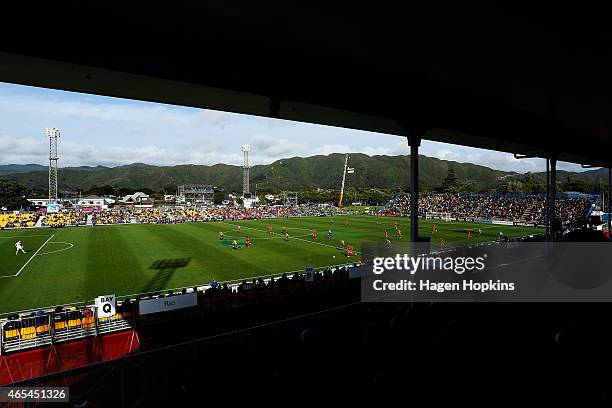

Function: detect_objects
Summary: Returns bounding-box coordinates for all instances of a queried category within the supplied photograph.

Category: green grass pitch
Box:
[0,216,542,315]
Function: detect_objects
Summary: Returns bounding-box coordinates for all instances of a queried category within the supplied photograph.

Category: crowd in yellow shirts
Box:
[42,211,87,228]
[0,212,39,228]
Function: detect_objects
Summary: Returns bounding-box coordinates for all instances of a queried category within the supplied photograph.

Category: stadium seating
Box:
[53,320,67,331]
[0,212,39,228]
[3,328,19,341]
[19,326,36,339]
[42,211,87,227]
[381,193,595,226]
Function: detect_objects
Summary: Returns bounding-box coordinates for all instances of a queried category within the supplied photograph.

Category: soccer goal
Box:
[426,211,452,222]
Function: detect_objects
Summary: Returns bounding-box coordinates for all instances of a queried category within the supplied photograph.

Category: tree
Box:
[85,185,115,196]
[457,179,477,193]
[439,164,459,193]
[0,178,28,210]
[213,190,225,205]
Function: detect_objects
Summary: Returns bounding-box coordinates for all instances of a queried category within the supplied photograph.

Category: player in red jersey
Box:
[346,244,354,257]
[440,237,445,249]
[245,236,251,248]
[432,224,438,234]
[267,225,273,234]
[467,230,473,240]
[384,229,389,240]
[312,230,317,239]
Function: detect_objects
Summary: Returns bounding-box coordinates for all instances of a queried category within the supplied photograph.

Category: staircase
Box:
[519,204,535,224]
[35,216,45,228]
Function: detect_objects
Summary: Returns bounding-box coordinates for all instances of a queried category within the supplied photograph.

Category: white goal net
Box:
[425,211,452,222]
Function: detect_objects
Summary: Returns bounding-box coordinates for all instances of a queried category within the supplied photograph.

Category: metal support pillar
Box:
[546,156,557,242]
[408,134,421,243]
[545,158,550,240]
[608,167,611,235]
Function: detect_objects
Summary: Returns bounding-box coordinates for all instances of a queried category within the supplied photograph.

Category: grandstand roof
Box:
[121,192,150,203]
[0,6,611,166]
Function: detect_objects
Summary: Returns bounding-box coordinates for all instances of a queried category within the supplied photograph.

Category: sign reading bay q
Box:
[95,294,117,318]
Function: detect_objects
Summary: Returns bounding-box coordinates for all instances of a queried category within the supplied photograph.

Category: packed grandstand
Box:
[0,193,597,229]
[379,193,596,226]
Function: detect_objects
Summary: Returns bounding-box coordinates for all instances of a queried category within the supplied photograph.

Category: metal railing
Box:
[1,307,132,355]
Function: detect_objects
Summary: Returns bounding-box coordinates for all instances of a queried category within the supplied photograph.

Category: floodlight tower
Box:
[242,144,251,195]
[46,127,61,203]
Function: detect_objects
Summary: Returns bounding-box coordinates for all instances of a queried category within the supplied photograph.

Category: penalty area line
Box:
[6,234,55,278]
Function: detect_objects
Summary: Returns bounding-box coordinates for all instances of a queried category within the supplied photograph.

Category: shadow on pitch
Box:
[140,257,191,295]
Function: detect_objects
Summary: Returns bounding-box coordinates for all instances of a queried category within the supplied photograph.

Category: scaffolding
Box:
[46,128,60,203]
[176,185,214,207]
[283,191,298,206]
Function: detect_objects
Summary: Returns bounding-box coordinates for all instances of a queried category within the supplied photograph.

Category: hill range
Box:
[0,153,608,193]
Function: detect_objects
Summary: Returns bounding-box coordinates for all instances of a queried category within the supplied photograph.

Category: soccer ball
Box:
[333,255,336,258]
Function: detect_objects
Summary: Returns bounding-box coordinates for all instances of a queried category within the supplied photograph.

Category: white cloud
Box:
[249,135,306,162]
[311,144,351,156]
[0,94,233,128]
[435,149,459,161]
[0,134,241,167]
[0,83,595,174]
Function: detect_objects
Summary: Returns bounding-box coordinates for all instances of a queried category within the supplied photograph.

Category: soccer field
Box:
[0,216,542,315]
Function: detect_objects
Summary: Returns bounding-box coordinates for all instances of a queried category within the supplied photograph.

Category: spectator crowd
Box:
[42,211,88,227]
[0,194,595,229]
[381,193,595,226]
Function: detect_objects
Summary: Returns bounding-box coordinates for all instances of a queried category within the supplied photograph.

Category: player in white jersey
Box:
[15,240,26,255]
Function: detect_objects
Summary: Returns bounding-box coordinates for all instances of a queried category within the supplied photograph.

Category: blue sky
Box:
[0,82,585,173]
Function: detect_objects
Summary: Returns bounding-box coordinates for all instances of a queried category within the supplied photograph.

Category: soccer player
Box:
[245,236,251,248]
[340,239,345,250]
[432,224,438,234]
[478,228,482,236]
[282,224,287,234]
[237,225,241,233]
[327,229,333,239]
[440,237,446,249]
[384,229,389,240]
[312,230,317,239]
[467,230,473,240]
[267,225,273,235]
[346,244,353,257]
[330,218,334,225]
[219,231,224,240]
[284,231,289,241]
[15,240,25,255]
[396,228,402,238]
[232,239,238,250]
[386,238,392,249]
